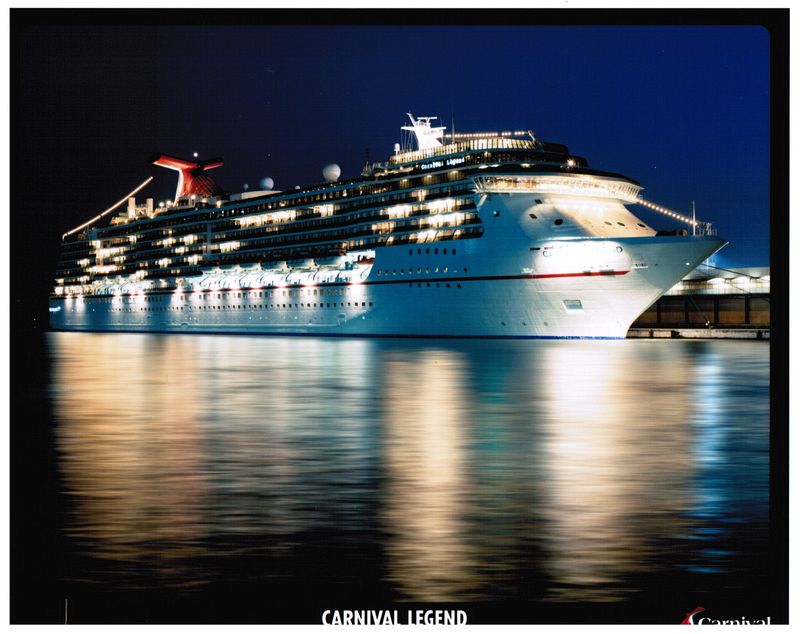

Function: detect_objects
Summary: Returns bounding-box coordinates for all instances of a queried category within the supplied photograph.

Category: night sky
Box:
[12,12,776,329]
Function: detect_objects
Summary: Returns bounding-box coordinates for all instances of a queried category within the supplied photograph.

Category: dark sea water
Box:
[14,333,776,624]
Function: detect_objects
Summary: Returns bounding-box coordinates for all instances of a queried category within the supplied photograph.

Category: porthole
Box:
[637,223,646,228]
[452,249,457,256]
[617,222,625,227]
[529,213,538,219]
[554,219,564,226]
[604,221,612,226]
[443,248,448,255]
[493,210,501,217]
[616,246,623,253]
[426,248,430,254]
[417,248,422,255]
[434,248,439,254]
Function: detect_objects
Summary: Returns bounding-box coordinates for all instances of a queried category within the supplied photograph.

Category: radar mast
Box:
[401,113,446,150]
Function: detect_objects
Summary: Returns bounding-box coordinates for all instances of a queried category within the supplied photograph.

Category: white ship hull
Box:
[50,188,724,339]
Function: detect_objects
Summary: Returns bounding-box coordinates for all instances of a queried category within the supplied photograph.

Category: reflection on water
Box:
[49,333,769,606]
[539,344,698,601]
[381,351,477,601]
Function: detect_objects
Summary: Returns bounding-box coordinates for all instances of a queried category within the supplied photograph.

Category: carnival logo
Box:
[681,606,771,625]
[682,607,706,624]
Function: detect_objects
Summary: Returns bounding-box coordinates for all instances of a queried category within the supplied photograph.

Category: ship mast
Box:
[401,113,446,150]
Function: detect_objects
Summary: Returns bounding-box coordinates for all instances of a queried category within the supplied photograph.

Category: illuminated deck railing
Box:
[389,138,536,165]
[473,174,642,203]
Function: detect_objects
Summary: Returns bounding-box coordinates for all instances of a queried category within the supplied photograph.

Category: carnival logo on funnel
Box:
[682,607,706,624]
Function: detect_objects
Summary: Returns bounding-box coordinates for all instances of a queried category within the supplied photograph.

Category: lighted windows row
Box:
[107,301,374,312]
[94,215,479,274]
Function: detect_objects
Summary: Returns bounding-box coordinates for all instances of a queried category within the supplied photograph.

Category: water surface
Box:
[46,333,770,623]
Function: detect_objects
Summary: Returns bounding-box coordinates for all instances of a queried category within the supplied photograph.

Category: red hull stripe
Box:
[527,270,630,280]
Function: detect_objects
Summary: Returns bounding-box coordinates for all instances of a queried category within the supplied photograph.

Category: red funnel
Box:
[150,153,225,199]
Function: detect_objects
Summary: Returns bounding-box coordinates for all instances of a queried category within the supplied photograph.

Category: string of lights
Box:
[635,197,699,227]
[63,177,154,239]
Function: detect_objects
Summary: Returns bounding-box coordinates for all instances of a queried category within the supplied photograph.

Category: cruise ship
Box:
[49,114,725,338]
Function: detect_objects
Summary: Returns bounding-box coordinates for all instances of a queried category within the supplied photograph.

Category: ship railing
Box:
[473,174,642,203]
[389,138,536,165]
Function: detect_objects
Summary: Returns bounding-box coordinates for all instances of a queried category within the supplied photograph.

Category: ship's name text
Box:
[322,609,467,625]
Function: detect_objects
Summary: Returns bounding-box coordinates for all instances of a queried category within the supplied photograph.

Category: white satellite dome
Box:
[260,177,274,190]
[322,163,341,183]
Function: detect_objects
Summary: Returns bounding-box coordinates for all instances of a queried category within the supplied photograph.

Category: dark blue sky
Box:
[16,22,770,279]
[151,25,769,266]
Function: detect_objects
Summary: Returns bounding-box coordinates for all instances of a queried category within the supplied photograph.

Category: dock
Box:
[627,264,769,340]
[628,327,769,340]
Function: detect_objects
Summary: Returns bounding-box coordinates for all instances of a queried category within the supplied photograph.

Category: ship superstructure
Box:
[49,114,725,338]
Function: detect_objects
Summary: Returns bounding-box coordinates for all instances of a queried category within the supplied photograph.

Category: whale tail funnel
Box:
[150,153,226,200]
